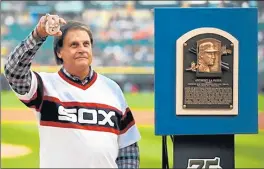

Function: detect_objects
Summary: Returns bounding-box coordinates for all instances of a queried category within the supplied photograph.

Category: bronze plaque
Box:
[183,34,233,109]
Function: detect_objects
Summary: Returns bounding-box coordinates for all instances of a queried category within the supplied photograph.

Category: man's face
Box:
[202,51,216,66]
[58,29,92,70]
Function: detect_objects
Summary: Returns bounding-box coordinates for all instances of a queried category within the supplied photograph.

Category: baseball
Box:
[45,15,60,35]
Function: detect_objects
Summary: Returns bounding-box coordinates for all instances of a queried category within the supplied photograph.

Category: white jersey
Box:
[14,69,141,168]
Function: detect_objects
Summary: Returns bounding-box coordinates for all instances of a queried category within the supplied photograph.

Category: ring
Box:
[45,13,50,20]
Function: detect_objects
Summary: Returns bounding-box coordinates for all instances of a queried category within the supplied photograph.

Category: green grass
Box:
[1,123,39,168]
[124,92,154,110]
[1,91,28,109]
[2,91,264,112]
[1,123,264,168]
[235,132,264,168]
[259,94,264,112]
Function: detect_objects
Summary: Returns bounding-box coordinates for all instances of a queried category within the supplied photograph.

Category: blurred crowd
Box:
[1,1,263,69]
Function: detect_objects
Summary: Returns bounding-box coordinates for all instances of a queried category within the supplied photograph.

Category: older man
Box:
[4,14,141,168]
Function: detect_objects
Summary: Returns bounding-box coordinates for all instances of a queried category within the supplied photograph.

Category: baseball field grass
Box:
[1,122,264,168]
[259,94,264,112]
[1,91,264,168]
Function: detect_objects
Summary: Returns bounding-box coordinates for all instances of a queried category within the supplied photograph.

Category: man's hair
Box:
[53,20,94,65]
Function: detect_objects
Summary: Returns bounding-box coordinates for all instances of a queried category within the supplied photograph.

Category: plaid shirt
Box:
[4,28,140,168]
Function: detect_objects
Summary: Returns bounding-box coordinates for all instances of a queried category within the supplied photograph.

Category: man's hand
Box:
[34,14,66,38]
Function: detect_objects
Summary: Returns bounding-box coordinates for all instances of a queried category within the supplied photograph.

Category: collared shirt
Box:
[4,28,139,168]
[62,66,93,85]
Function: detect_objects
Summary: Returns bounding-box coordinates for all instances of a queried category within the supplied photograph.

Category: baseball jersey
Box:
[13,68,141,168]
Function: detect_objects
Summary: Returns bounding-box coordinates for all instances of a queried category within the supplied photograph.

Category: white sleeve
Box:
[117,87,141,149]
[15,71,44,111]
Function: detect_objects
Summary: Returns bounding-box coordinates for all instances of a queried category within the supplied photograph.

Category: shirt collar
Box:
[62,66,94,84]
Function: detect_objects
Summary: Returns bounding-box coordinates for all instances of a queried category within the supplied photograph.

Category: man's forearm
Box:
[4,27,47,95]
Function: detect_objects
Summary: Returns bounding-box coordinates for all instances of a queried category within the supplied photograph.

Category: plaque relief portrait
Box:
[185,38,232,77]
[197,39,220,73]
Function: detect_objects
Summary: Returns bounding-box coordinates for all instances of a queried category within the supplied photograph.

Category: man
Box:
[4,14,141,168]
[197,41,218,73]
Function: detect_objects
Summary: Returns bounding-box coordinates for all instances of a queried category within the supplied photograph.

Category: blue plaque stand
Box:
[154,8,258,168]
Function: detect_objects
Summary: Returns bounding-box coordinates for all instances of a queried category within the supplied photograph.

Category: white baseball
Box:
[45,16,60,35]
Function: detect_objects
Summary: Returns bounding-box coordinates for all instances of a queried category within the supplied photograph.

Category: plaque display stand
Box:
[162,135,234,169]
[154,7,258,169]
